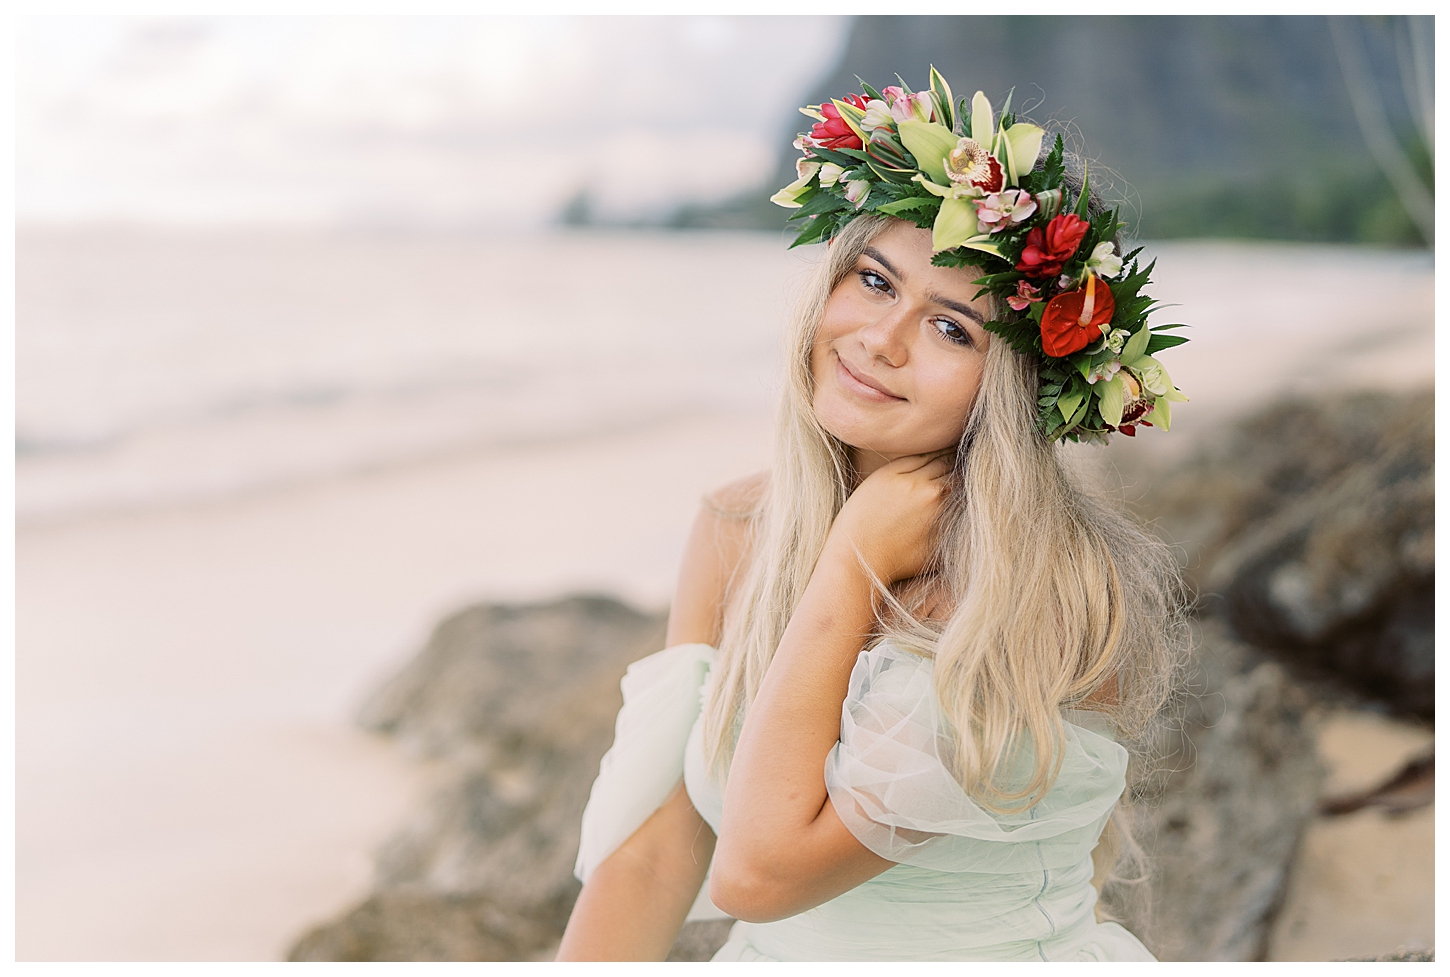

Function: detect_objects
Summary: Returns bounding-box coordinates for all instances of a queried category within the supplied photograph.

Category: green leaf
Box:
[786,210,837,248]
[866,159,916,184]
[875,196,937,216]
[1120,325,1151,364]
[1065,391,1092,430]
[928,64,955,131]
[831,98,869,143]
[1145,334,1190,354]
[808,146,864,168]
[1057,386,1084,425]
[793,189,852,219]
[1073,161,1091,218]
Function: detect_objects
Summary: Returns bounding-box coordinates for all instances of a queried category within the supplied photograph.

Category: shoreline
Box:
[17,410,771,960]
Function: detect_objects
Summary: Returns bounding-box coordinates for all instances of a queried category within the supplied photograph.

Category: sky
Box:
[17,15,850,228]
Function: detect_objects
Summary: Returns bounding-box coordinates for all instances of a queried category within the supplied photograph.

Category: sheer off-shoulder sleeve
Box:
[824,642,1128,875]
[573,643,716,884]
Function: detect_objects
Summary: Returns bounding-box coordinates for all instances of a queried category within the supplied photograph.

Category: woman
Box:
[557,71,1189,962]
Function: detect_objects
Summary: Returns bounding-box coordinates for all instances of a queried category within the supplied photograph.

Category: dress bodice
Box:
[576,641,1155,961]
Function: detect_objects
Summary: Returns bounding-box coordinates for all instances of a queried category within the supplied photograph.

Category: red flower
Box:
[1016,214,1090,280]
[808,94,868,150]
[1039,274,1116,357]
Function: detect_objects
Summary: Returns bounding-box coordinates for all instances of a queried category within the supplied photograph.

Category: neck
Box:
[849,447,893,481]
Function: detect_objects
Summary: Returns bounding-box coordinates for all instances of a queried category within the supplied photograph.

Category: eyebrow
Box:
[927,291,987,326]
[860,246,986,326]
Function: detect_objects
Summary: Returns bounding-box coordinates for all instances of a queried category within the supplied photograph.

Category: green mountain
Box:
[669,15,1432,244]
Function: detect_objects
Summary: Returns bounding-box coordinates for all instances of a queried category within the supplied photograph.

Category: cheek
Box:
[809,291,855,383]
[914,354,986,434]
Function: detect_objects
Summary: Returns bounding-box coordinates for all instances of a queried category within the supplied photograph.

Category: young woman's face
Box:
[810,221,993,470]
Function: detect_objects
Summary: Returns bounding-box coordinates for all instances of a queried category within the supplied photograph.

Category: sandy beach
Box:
[15,228,1434,960]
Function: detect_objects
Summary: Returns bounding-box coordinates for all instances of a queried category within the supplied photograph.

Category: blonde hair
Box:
[701,212,1187,815]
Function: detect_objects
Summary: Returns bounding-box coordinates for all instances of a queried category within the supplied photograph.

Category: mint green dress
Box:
[574,642,1155,962]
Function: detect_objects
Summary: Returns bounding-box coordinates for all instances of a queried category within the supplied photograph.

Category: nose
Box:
[857,302,913,367]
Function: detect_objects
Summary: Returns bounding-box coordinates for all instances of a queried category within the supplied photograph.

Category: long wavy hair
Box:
[700,163,1188,818]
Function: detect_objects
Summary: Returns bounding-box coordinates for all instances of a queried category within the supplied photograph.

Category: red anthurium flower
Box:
[1039,274,1116,357]
[1016,213,1090,279]
[808,94,868,150]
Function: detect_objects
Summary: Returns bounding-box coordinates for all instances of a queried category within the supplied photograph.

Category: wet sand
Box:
[1267,710,1435,961]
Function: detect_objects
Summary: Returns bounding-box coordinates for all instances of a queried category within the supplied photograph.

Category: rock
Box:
[666,919,736,962]
[1209,400,1433,717]
[288,889,564,962]
[288,595,668,962]
[1100,619,1323,961]
[1132,390,1433,718]
[1342,947,1435,962]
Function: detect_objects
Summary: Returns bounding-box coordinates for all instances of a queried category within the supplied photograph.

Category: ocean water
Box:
[16,227,1433,524]
[17,226,817,524]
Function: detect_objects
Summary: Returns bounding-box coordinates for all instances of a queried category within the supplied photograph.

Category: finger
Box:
[921,456,953,480]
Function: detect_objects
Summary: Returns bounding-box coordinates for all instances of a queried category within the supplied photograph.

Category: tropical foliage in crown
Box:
[772,67,1189,444]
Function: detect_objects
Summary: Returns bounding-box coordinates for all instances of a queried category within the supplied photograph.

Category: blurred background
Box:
[15,14,1434,962]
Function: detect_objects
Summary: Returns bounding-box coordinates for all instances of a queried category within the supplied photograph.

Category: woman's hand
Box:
[824,452,953,585]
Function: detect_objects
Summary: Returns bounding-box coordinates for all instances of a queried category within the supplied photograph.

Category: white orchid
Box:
[1086,359,1122,385]
[1085,241,1123,279]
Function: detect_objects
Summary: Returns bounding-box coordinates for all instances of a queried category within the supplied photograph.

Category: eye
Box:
[932,316,975,348]
[858,269,893,295]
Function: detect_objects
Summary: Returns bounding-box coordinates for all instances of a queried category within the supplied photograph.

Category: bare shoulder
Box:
[666,471,768,647]
[702,470,769,521]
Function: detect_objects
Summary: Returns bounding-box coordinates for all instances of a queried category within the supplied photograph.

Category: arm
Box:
[556,781,715,960]
[711,453,951,923]
[556,475,762,959]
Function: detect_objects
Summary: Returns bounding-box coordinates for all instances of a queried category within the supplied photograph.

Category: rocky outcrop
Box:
[1134,391,1433,718]
[1105,388,1434,958]
[288,596,667,962]
[1101,620,1322,961]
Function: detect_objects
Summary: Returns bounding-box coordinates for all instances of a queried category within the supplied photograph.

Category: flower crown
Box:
[772,67,1188,444]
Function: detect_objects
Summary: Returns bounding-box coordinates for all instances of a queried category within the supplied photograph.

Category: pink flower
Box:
[844,179,871,210]
[975,189,1038,234]
[1007,279,1042,312]
[882,86,933,124]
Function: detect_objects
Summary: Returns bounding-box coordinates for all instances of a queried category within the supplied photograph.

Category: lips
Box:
[835,354,903,402]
